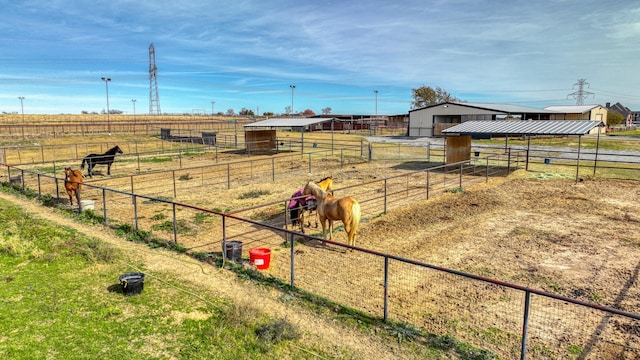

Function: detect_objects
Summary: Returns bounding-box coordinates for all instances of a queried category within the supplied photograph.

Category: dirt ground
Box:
[4,132,640,358]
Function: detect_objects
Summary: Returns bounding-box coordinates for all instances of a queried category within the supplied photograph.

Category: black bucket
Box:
[224,241,243,261]
[119,272,145,295]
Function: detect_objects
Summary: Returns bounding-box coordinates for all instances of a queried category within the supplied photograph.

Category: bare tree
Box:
[321,107,332,115]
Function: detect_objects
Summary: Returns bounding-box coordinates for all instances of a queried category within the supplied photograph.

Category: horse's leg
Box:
[319,214,327,245]
[107,163,111,175]
[298,205,305,234]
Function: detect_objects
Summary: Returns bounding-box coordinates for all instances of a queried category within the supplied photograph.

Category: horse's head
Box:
[64,167,72,178]
[114,145,123,154]
[303,181,325,200]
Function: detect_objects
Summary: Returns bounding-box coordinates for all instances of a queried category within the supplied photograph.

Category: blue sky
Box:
[2,0,639,115]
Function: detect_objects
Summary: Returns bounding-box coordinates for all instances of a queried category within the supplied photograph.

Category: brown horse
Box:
[289,176,334,233]
[64,167,84,207]
[303,181,361,248]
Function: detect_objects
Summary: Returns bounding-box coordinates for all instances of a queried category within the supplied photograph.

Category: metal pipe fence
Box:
[1,145,639,359]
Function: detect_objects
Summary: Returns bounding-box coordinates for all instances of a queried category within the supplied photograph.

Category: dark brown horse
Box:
[80,145,123,177]
[303,181,361,248]
[64,167,84,207]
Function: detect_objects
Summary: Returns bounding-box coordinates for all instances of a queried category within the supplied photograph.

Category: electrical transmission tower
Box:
[149,43,161,115]
[567,79,594,106]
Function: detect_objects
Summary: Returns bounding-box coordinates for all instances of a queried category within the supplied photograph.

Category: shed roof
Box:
[543,105,602,113]
[410,101,560,114]
[244,117,334,128]
[442,120,602,136]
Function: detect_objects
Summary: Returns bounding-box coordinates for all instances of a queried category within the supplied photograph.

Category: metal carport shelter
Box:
[442,120,604,182]
[244,117,337,153]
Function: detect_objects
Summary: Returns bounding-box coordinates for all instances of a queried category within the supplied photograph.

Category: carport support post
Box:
[575,135,582,183]
[526,136,531,171]
[593,126,601,177]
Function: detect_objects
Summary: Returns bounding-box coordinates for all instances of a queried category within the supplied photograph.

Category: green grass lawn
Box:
[0,198,322,360]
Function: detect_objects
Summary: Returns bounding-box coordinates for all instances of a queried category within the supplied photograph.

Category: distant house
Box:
[543,105,607,124]
[605,102,634,126]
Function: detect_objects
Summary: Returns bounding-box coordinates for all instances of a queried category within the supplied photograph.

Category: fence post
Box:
[521,290,531,360]
[132,195,139,231]
[290,232,295,287]
[102,189,107,224]
[222,216,227,261]
[172,170,177,199]
[368,143,372,161]
[37,174,41,197]
[383,256,389,322]
[172,203,178,243]
[384,179,387,214]
[426,170,430,200]
[507,147,512,174]
[486,157,489,183]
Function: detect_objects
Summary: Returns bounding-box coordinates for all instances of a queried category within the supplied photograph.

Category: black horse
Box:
[80,145,123,177]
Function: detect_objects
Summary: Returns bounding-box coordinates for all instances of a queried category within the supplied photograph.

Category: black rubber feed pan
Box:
[119,272,145,295]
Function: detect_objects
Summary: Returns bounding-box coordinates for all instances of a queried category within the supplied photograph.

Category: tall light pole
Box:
[374,90,378,118]
[131,99,137,134]
[101,77,112,135]
[18,96,25,123]
[289,85,295,115]
[211,100,215,115]
[18,96,25,138]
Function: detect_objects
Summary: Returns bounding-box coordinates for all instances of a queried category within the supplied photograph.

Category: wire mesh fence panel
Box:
[387,259,526,359]
[526,294,640,359]
[289,243,385,317]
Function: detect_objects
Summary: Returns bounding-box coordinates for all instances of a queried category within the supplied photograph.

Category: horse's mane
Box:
[107,145,121,154]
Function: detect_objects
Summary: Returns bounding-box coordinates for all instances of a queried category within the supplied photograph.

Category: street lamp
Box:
[289,85,295,115]
[18,96,25,138]
[18,96,25,123]
[131,99,137,134]
[101,77,111,135]
[211,100,215,115]
[374,90,378,118]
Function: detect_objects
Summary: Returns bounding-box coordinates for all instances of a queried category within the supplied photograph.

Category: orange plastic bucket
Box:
[249,248,271,270]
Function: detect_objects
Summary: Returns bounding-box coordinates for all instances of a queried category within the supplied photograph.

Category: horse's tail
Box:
[80,157,86,169]
[351,201,361,234]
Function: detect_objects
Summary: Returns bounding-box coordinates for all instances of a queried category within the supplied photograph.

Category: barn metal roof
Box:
[410,101,561,114]
[543,105,601,113]
[244,117,334,128]
[442,120,602,136]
